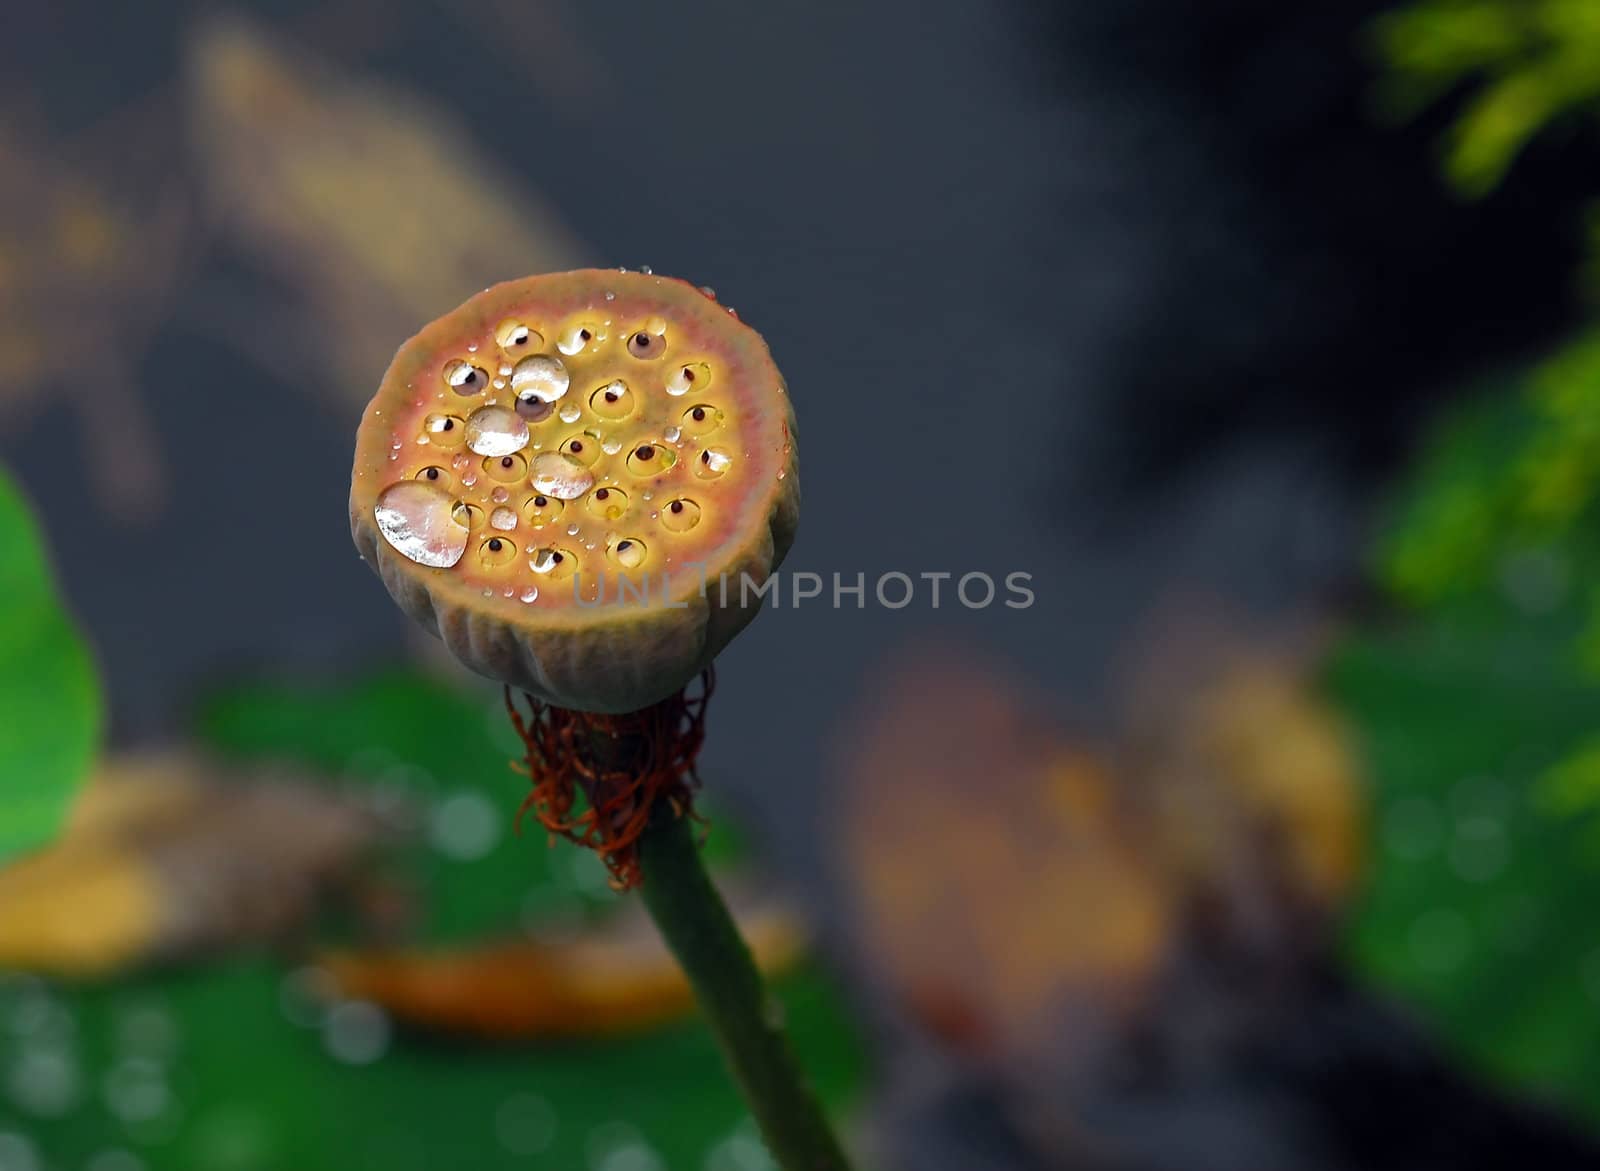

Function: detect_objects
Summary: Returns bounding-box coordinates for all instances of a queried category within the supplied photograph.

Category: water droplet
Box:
[375,482,469,568]
[586,486,629,519]
[429,791,502,861]
[490,506,518,532]
[0,1133,40,1171]
[499,364,514,376]
[559,402,582,423]
[496,321,542,354]
[602,438,623,454]
[496,1093,558,1156]
[530,452,595,500]
[492,378,506,389]
[608,538,647,569]
[696,448,732,478]
[590,380,635,419]
[520,587,540,603]
[663,426,682,443]
[557,324,599,355]
[516,396,554,424]
[530,547,577,578]
[604,290,616,301]
[322,1002,390,1065]
[491,486,510,503]
[461,470,480,487]
[682,404,723,436]
[639,265,654,275]
[465,405,530,457]
[87,1149,145,1171]
[444,360,488,395]
[566,523,581,536]
[467,343,479,352]
[660,498,701,532]
[511,355,570,403]
[103,1058,172,1125]
[7,1042,81,1117]
[666,363,710,396]
[626,329,666,360]
[626,444,675,475]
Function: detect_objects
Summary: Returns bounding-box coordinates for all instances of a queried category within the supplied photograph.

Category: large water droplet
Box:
[530,453,595,500]
[696,448,733,478]
[323,1002,390,1066]
[375,482,469,568]
[465,406,530,457]
[490,506,518,531]
[511,355,570,403]
[558,401,582,423]
[666,363,710,396]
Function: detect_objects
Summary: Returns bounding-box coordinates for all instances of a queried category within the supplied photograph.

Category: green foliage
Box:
[0,468,100,862]
[1336,340,1600,1119]
[1375,331,1600,639]
[1374,0,1600,195]
[1,671,866,1170]
[1330,596,1600,1121]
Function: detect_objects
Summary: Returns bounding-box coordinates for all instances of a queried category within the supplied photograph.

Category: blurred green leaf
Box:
[1373,0,1600,196]
[0,670,864,1169]
[1330,603,1600,1122]
[0,467,100,862]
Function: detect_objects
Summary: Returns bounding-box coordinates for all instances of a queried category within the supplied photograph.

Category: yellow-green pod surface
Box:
[351,270,799,713]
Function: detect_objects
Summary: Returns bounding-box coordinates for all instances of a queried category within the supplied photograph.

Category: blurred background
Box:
[4,0,1600,1168]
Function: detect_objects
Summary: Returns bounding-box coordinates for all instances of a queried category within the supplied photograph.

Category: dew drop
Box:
[516,397,554,424]
[608,538,647,569]
[559,402,582,423]
[663,425,682,443]
[639,265,654,275]
[666,363,709,396]
[604,291,616,301]
[566,523,581,536]
[530,452,596,500]
[602,438,623,454]
[490,506,519,531]
[557,324,597,355]
[375,482,469,568]
[697,448,733,477]
[491,486,510,503]
[323,1002,390,1066]
[465,405,530,457]
[444,360,488,395]
[511,355,571,403]
[520,587,540,603]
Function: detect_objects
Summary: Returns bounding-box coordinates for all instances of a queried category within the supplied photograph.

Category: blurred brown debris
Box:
[319,879,806,1040]
[0,750,402,979]
[185,12,588,409]
[838,620,1364,1077]
[0,104,192,523]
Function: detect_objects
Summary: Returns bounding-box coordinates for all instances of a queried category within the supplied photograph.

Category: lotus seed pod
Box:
[351,270,799,713]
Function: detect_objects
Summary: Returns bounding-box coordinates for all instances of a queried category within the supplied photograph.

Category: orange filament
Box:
[506,668,714,890]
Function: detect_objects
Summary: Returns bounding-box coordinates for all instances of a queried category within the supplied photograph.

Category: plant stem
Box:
[636,804,856,1171]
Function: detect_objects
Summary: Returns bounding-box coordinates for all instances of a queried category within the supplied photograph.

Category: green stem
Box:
[636,805,856,1171]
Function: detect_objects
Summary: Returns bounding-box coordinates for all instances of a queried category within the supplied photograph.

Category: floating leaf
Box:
[0,469,100,862]
[0,750,398,978]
